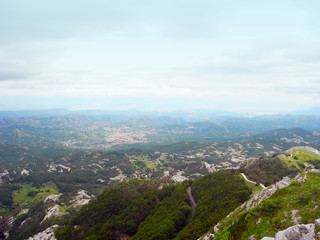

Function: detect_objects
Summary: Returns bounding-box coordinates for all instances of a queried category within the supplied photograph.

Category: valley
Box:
[1,111,320,239]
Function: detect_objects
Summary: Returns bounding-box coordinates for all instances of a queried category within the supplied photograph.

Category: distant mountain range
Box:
[1,111,320,239]
[1,108,320,121]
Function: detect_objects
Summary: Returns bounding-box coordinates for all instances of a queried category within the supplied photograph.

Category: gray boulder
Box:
[274,224,316,240]
[201,233,215,240]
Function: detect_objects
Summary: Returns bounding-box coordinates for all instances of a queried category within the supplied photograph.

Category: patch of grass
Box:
[280,147,320,170]
[130,155,158,171]
[12,182,59,206]
[0,207,10,215]
[239,174,263,192]
[144,161,156,170]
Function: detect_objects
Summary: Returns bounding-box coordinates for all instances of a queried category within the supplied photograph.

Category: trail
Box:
[241,173,266,189]
[187,187,196,226]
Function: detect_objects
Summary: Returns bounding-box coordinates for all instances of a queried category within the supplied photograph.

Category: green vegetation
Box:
[7,201,59,240]
[2,114,320,240]
[0,184,21,207]
[209,172,320,240]
[55,179,164,240]
[279,147,320,170]
[239,173,263,192]
[56,171,250,240]
[130,154,157,171]
[175,171,250,239]
[131,183,190,240]
[12,183,58,206]
[240,157,299,186]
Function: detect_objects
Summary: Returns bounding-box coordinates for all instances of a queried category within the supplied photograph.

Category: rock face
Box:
[261,224,317,240]
[274,224,316,240]
[295,174,307,184]
[200,176,293,240]
[171,170,188,183]
[28,225,58,240]
[44,194,62,203]
[202,233,215,240]
[70,190,92,208]
[41,205,64,224]
[245,176,291,211]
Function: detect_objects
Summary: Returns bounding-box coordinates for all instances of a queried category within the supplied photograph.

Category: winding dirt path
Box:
[241,173,266,189]
[187,187,196,226]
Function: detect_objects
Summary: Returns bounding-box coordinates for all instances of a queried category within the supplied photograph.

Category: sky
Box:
[0,0,320,113]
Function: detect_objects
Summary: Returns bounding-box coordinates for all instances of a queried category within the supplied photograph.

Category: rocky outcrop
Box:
[171,170,188,183]
[69,190,92,208]
[291,209,301,224]
[245,176,291,211]
[28,225,58,240]
[44,194,61,203]
[261,223,317,240]
[200,176,292,240]
[0,170,9,185]
[41,205,64,224]
[202,233,215,240]
[275,224,316,240]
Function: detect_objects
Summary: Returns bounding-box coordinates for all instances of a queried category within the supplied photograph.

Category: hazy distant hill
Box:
[0,109,71,118]
[1,112,320,239]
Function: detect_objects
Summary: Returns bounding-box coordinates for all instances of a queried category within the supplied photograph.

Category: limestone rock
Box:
[295,174,307,183]
[28,225,58,240]
[41,205,64,224]
[246,177,291,211]
[202,233,215,240]
[274,224,316,240]
[214,222,220,233]
[291,209,301,224]
[44,194,62,203]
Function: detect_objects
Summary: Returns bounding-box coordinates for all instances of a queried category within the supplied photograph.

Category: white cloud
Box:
[0,0,320,112]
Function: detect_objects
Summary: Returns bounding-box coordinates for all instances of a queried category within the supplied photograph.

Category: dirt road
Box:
[187,187,196,225]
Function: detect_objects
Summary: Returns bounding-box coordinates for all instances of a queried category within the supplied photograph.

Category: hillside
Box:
[200,171,320,240]
[1,146,320,239]
[200,146,320,240]
[52,146,320,240]
[1,114,320,240]
[55,170,250,240]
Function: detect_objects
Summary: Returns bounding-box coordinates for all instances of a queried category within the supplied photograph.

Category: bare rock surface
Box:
[44,194,62,203]
[291,209,301,224]
[245,176,291,211]
[202,233,215,240]
[274,224,316,240]
[41,205,63,224]
[70,190,92,208]
[28,225,58,240]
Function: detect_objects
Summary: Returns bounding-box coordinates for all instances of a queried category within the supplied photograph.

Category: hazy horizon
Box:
[1,1,320,113]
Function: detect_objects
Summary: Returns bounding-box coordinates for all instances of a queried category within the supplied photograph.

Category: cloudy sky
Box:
[0,0,320,113]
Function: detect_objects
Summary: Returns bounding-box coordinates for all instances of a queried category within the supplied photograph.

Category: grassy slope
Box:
[239,174,263,193]
[206,147,320,239]
[279,146,320,170]
[55,171,250,240]
[224,172,320,239]
[12,183,59,206]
